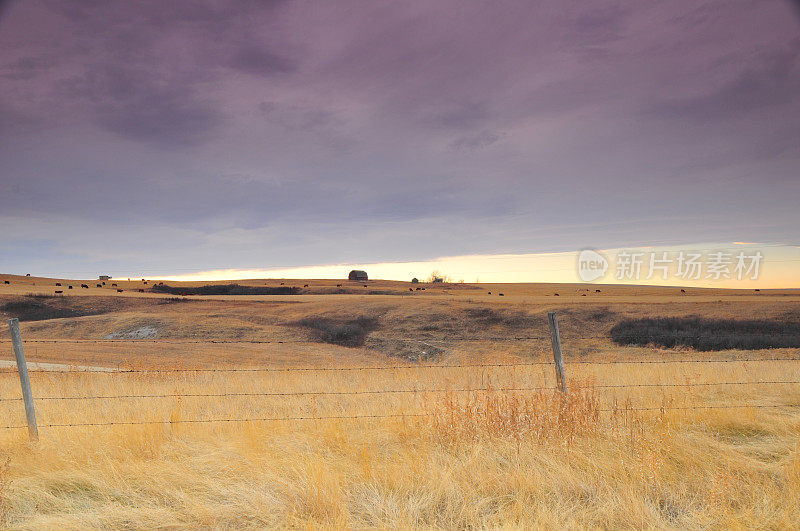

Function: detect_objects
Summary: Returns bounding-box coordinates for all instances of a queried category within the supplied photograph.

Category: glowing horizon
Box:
[154,242,800,289]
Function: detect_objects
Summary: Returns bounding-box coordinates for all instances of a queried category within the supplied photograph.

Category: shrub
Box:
[294,316,380,347]
[0,298,85,321]
[610,317,800,351]
[152,284,300,296]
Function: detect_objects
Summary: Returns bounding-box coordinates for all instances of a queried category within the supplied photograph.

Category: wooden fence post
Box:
[547,311,568,394]
[8,318,38,440]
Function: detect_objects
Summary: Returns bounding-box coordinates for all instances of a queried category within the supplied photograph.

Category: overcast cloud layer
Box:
[1,1,799,277]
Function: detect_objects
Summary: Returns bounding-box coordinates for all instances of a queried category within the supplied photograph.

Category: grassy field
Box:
[0,273,799,528]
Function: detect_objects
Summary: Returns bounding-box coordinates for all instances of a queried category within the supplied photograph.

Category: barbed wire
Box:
[3,355,800,375]
[0,380,797,402]
[0,402,795,430]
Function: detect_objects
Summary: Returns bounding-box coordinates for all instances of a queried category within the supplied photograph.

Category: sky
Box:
[1,1,799,285]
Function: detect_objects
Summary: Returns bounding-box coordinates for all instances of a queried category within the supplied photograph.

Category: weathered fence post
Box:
[547,311,568,394]
[8,318,38,440]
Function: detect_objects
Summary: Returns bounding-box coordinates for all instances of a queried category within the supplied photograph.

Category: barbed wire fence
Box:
[3,314,800,439]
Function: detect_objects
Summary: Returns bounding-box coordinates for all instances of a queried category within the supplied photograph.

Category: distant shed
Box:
[348,270,368,281]
[411,277,419,283]
[99,275,112,281]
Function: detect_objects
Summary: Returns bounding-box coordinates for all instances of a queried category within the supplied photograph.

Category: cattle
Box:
[3,280,8,284]
[117,289,124,293]
[421,288,426,291]
[81,284,89,289]
[554,293,559,296]
[143,281,148,285]
[68,285,73,289]
[112,283,118,287]
[26,273,30,276]
[595,289,601,293]
[96,284,102,288]
[488,291,492,295]
[138,289,144,293]
[303,284,309,288]
[499,293,504,296]
[581,294,586,297]
[409,288,413,291]
[102,282,106,285]
[680,289,686,293]
[280,282,284,285]
[363,285,368,288]
[415,287,421,291]
[55,290,63,294]
[755,289,761,292]
[336,284,342,287]
[55,283,62,286]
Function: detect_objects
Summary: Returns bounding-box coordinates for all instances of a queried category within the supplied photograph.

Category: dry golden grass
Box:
[0,275,799,528]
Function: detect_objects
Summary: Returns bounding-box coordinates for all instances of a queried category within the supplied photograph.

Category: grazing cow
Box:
[303,284,309,288]
[499,293,504,296]
[68,285,73,289]
[409,288,413,291]
[117,289,124,293]
[143,281,148,285]
[81,284,89,289]
[336,284,342,287]
[102,282,106,285]
[96,284,102,288]
[55,283,62,286]
[280,282,284,285]
[55,290,63,294]
[680,289,686,293]
[138,289,144,292]
[421,288,426,291]
[488,291,492,295]
[554,293,559,296]
[363,285,368,288]
[595,289,601,293]
[112,283,117,287]
[3,280,9,284]
[755,289,760,292]
[581,294,586,297]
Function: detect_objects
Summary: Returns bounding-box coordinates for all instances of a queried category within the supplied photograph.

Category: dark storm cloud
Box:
[1,0,799,275]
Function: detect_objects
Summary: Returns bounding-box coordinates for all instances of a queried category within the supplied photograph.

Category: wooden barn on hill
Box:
[348,270,368,281]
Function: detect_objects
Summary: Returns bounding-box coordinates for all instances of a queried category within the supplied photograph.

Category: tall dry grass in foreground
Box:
[0,360,798,528]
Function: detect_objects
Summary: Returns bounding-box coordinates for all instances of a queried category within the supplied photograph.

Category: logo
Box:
[577,249,608,282]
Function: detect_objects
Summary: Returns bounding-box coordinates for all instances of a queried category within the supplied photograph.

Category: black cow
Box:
[499,293,504,296]
[581,294,586,296]
[680,289,686,293]
[55,290,63,294]
[595,289,601,293]
[68,285,73,289]
[96,284,102,288]
[55,283,62,286]
[3,280,9,284]
[336,284,342,287]
[554,293,559,296]
[488,291,492,294]
[409,288,413,291]
[138,289,144,292]
[102,282,106,285]
[81,284,89,289]
[112,283,118,287]
[304,284,309,288]
[117,289,124,293]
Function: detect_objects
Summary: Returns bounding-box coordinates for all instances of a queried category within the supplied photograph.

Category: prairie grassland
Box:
[0,356,798,529]
[1,279,799,528]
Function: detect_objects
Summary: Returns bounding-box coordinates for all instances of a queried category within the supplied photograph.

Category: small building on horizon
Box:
[348,270,368,281]
[411,277,419,283]
[99,275,112,281]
